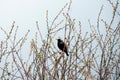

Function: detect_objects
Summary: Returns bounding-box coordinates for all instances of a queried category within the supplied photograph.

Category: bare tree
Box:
[0,0,119,80]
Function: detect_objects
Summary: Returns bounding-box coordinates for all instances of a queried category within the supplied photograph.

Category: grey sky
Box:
[0,0,112,32]
[0,0,119,42]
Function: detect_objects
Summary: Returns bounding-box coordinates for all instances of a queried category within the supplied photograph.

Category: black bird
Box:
[57,39,69,56]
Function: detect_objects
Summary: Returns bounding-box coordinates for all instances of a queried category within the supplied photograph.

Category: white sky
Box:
[0,0,112,31]
[0,0,119,44]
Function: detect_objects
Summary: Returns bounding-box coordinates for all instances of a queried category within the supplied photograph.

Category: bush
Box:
[0,0,120,80]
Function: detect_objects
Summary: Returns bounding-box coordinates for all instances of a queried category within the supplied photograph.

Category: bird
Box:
[57,39,69,56]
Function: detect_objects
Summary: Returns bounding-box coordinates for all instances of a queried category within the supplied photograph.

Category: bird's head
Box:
[57,39,62,42]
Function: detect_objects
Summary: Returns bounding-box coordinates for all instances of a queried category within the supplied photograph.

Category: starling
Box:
[57,39,69,56]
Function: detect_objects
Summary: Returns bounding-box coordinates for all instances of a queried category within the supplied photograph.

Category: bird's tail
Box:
[66,52,69,56]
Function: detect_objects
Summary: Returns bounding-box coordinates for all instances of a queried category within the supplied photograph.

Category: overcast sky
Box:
[0,0,114,33]
[0,0,119,43]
